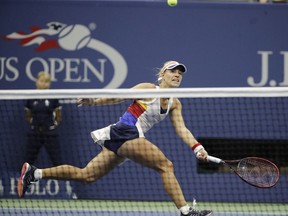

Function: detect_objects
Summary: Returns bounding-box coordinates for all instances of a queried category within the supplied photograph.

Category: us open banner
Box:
[0,1,288,89]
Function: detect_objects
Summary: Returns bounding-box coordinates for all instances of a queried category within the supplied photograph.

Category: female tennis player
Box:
[18,61,212,216]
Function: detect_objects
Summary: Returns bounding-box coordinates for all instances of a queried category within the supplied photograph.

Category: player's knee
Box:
[76,168,93,184]
[159,159,174,174]
[78,167,100,184]
[166,160,174,172]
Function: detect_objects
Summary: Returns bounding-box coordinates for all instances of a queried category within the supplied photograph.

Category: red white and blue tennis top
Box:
[120,97,174,137]
[90,93,174,148]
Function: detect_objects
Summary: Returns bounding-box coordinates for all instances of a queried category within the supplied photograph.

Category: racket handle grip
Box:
[207,155,223,164]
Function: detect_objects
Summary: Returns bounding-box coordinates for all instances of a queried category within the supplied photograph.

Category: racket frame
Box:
[207,155,280,188]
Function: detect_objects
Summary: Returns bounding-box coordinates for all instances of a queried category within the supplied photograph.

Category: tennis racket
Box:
[207,155,280,188]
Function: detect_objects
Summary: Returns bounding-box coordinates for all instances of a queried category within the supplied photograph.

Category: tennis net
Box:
[0,87,287,216]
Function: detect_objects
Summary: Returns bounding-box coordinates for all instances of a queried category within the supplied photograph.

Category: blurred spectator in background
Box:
[24,71,63,166]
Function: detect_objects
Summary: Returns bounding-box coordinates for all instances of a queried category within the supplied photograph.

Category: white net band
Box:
[1,87,288,99]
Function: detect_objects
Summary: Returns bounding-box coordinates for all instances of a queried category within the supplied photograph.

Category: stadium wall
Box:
[0,0,287,203]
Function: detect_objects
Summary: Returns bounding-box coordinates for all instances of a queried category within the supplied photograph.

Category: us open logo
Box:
[3,22,128,88]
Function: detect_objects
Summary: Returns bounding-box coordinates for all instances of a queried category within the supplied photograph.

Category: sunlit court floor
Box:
[1,199,287,216]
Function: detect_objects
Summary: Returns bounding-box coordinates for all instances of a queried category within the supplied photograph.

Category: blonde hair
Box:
[156,61,177,83]
[37,71,51,82]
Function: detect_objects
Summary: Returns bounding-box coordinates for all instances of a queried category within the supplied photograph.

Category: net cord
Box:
[0,87,288,100]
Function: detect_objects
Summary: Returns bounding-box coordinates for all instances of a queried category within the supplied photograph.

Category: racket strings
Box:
[237,158,279,188]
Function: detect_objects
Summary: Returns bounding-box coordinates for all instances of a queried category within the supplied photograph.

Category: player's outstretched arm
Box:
[169,98,208,161]
[77,83,156,106]
[77,98,127,106]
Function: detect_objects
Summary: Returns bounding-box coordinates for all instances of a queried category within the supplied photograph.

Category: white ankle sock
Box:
[179,204,190,215]
[34,169,42,180]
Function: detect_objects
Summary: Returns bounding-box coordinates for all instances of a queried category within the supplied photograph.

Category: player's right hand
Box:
[196,149,208,162]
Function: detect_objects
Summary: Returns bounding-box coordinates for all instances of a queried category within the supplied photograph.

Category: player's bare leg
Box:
[118,138,212,216]
[117,138,186,209]
[18,148,125,198]
[42,148,125,183]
